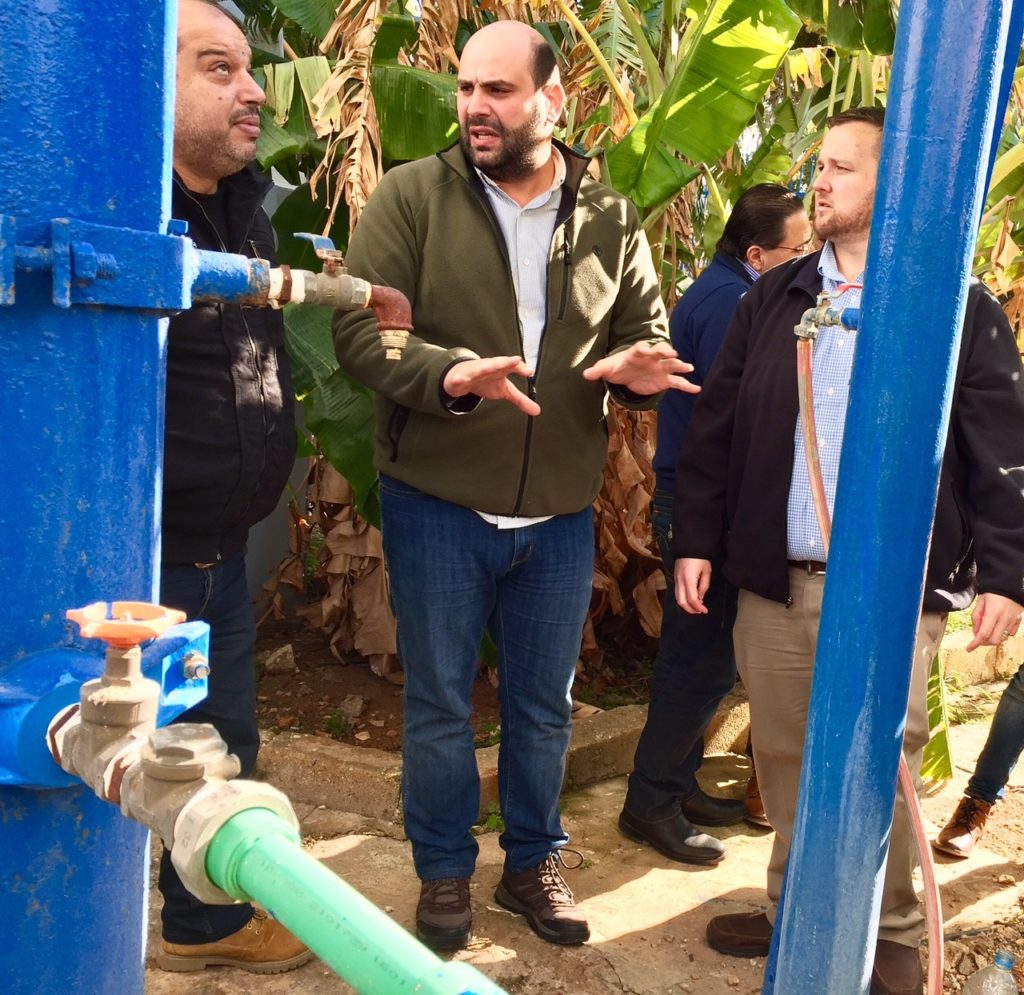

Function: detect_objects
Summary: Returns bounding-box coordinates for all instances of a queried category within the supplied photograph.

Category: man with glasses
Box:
[621,184,811,864]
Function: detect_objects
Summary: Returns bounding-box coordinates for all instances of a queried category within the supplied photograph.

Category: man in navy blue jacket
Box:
[620,185,810,863]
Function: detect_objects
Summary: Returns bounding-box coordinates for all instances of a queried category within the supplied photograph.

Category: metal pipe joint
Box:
[794,292,861,343]
[48,604,301,906]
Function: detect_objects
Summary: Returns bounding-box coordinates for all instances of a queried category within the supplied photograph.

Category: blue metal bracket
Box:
[0,620,210,789]
[50,218,191,310]
[0,216,271,312]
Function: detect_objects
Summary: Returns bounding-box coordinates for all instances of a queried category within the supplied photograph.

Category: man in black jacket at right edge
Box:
[674,107,1024,995]
[154,0,310,974]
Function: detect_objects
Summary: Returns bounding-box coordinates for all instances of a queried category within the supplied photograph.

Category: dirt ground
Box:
[143,719,1023,995]
[254,619,643,753]
[170,624,1024,995]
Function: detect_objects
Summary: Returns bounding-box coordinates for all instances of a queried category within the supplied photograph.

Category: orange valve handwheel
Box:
[66,601,187,649]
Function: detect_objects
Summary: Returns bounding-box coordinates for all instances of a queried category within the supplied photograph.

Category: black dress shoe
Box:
[618,807,726,864]
[681,787,747,827]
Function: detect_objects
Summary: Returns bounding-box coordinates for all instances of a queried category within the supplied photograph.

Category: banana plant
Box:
[246,0,804,518]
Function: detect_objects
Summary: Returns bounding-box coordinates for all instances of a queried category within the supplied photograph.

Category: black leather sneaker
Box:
[494,851,589,945]
[415,877,472,950]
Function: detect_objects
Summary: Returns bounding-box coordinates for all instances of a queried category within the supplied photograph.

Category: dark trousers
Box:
[625,490,738,821]
[157,554,258,943]
[966,658,1024,804]
[379,475,593,878]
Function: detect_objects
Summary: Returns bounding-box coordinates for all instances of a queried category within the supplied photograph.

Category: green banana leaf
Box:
[372,63,459,163]
[785,0,824,29]
[607,0,801,209]
[256,69,325,177]
[271,180,350,269]
[922,652,954,782]
[256,112,308,170]
[373,13,418,62]
[861,0,896,55]
[825,0,866,51]
[263,57,341,137]
[283,303,380,524]
[271,0,338,40]
[783,0,895,53]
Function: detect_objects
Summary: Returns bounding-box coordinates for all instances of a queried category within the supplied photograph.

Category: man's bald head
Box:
[177,0,240,47]
[461,20,558,89]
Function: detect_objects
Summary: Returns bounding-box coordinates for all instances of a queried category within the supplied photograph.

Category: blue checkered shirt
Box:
[787,242,863,560]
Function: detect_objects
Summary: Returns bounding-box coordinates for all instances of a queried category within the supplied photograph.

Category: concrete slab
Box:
[257,731,402,823]
[144,732,1023,994]
[942,631,1023,685]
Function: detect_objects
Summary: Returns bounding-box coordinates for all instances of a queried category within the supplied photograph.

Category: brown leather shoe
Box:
[495,852,589,945]
[870,939,923,995]
[157,911,314,973]
[932,796,991,858]
[744,772,771,829]
[706,910,772,957]
[416,877,472,950]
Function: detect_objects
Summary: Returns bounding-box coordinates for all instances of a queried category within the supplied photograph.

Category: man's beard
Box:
[175,110,260,183]
[460,107,546,182]
[813,199,873,243]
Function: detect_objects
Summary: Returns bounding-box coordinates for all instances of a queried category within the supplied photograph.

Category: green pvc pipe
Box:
[206,807,508,995]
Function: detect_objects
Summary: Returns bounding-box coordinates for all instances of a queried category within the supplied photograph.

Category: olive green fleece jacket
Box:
[332,140,669,517]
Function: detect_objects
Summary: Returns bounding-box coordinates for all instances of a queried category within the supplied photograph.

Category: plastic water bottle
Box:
[962,951,1018,994]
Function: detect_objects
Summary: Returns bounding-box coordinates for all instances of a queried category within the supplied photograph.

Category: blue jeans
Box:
[380,475,593,879]
[157,554,258,943]
[624,490,738,821]
[967,658,1024,804]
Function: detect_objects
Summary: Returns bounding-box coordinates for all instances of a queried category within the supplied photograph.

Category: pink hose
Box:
[797,340,943,994]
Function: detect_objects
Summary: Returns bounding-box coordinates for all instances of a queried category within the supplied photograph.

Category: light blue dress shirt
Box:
[787,242,863,560]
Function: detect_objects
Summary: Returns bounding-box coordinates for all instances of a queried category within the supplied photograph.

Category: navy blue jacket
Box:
[653,253,753,493]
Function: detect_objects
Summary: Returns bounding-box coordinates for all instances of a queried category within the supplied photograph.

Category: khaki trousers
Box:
[733,566,945,947]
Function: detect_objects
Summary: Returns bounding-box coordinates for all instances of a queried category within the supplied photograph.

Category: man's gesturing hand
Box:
[443,357,541,416]
[582,341,700,396]
[967,592,1024,651]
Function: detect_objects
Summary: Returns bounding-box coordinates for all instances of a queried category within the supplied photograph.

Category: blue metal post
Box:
[0,3,176,992]
[765,3,1022,993]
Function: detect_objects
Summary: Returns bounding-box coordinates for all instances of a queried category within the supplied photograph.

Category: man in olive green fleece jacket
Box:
[333,20,696,952]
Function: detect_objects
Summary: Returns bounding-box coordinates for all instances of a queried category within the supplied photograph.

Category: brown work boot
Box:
[932,796,991,858]
[744,772,771,829]
[870,939,923,995]
[416,877,472,950]
[495,851,590,945]
[706,910,773,957]
[157,911,314,973]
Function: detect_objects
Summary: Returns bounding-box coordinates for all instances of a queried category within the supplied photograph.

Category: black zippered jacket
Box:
[162,166,295,564]
[673,250,1024,612]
